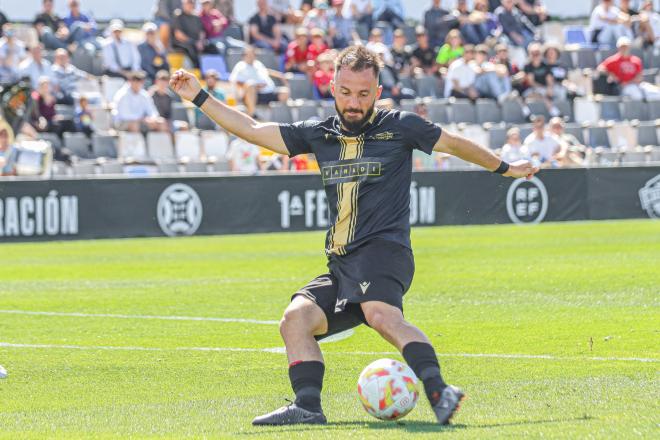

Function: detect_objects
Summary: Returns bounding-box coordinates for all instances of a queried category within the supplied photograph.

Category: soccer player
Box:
[170,45,539,426]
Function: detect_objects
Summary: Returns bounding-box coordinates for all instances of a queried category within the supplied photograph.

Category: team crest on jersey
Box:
[373,131,395,141]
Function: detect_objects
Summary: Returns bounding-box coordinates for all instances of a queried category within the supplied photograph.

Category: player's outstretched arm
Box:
[433,129,539,179]
[169,69,289,155]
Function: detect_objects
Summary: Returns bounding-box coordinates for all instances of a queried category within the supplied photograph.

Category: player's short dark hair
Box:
[335,46,382,79]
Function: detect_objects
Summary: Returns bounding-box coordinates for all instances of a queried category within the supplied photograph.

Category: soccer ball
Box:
[357,358,420,421]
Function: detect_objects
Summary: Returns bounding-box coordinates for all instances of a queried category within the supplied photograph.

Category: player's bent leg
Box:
[361,301,464,425]
[252,296,329,426]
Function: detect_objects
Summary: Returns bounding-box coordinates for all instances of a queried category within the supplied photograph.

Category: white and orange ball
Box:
[357,358,420,421]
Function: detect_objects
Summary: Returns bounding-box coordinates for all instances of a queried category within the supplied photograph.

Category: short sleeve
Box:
[279,120,318,157]
[398,111,442,155]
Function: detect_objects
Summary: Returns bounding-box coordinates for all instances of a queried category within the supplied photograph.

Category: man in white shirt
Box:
[112,71,167,132]
[229,45,289,117]
[444,45,478,99]
[523,115,562,167]
[19,44,54,89]
[500,127,530,162]
[589,0,633,48]
[102,19,141,79]
[0,24,27,68]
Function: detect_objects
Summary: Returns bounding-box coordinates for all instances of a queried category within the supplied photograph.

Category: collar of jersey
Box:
[336,108,381,137]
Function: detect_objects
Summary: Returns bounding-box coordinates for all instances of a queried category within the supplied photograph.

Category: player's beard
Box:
[335,102,375,133]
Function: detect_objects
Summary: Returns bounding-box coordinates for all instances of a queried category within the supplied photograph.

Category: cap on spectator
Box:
[295,27,309,37]
[616,36,631,48]
[315,0,329,9]
[205,69,220,79]
[415,25,426,36]
[393,29,405,38]
[142,22,158,33]
[370,42,388,57]
[108,19,124,32]
[156,70,170,80]
[129,71,146,80]
[311,28,325,37]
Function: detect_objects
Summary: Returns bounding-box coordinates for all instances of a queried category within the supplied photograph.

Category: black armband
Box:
[493,160,510,174]
[192,89,209,107]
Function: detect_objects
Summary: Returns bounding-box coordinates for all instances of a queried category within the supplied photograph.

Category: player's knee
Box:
[279,302,314,336]
[364,309,402,337]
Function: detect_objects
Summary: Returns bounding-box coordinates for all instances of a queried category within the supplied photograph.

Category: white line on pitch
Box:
[0,342,656,363]
[0,309,278,325]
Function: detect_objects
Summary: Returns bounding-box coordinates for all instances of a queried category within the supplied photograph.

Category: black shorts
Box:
[257,92,278,105]
[292,239,415,340]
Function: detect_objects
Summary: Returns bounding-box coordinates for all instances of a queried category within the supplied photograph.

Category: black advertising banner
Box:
[0,167,658,242]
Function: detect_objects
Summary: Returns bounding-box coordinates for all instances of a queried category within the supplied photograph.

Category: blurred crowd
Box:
[1,0,660,177]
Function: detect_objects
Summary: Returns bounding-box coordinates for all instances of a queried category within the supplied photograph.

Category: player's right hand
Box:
[169,69,202,102]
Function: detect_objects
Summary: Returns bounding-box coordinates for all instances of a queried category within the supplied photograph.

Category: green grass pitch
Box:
[0,220,658,439]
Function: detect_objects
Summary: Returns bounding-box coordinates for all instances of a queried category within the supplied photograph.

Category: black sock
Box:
[402,342,447,406]
[288,360,324,413]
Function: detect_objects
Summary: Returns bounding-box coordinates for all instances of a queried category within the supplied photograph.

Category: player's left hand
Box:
[503,160,540,180]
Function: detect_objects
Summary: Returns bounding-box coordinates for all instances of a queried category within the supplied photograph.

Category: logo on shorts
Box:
[359,281,371,294]
[334,298,347,313]
[157,183,203,236]
[639,174,660,219]
[506,177,548,224]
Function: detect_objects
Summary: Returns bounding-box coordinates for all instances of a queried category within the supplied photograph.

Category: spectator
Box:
[172,0,206,68]
[373,43,415,102]
[269,0,298,24]
[229,45,289,117]
[195,68,225,121]
[515,0,547,27]
[249,0,286,53]
[495,0,536,48]
[436,29,464,68]
[424,0,457,50]
[285,27,311,74]
[63,0,99,51]
[0,10,7,38]
[523,115,561,167]
[589,0,633,48]
[342,0,373,32]
[372,0,405,30]
[473,44,512,102]
[473,0,499,36]
[0,123,17,176]
[411,26,438,76]
[619,0,638,19]
[365,28,392,65]
[329,0,359,49]
[228,137,262,173]
[102,19,141,79]
[19,44,54,89]
[444,44,478,99]
[151,70,189,131]
[549,116,586,166]
[308,28,330,62]
[153,0,182,48]
[0,55,19,86]
[138,22,170,82]
[313,51,335,99]
[200,0,231,54]
[51,48,88,105]
[391,29,412,76]
[500,127,530,162]
[598,36,660,101]
[74,95,94,136]
[454,0,491,45]
[30,77,60,135]
[544,44,574,99]
[113,71,168,133]
[523,42,564,116]
[638,0,660,48]
[304,1,331,31]
[492,43,526,92]
[0,24,27,68]
[34,0,68,50]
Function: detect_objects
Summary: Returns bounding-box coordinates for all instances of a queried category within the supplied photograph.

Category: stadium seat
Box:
[595,150,620,165]
[200,54,229,80]
[71,48,94,73]
[555,100,573,122]
[212,160,231,172]
[256,50,280,71]
[574,98,600,124]
[502,99,526,124]
[576,48,598,69]
[415,76,438,98]
[607,123,638,150]
[99,161,124,174]
[50,161,70,177]
[599,97,622,121]
[651,146,660,162]
[597,48,617,64]
[118,132,148,160]
[486,124,507,150]
[168,52,186,71]
[223,23,244,41]
[287,75,314,100]
[399,99,417,113]
[37,132,62,150]
[426,99,449,124]
[642,68,658,83]
[269,102,293,123]
[201,130,229,159]
[563,123,586,144]
[55,105,75,120]
[648,101,660,120]
[225,49,244,72]
[637,121,659,147]
[564,26,590,47]
[519,125,533,141]
[92,134,118,158]
[195,112,217,130]
[526,99,551,120]
[63,132,91,158]
[89,107,112,132]
[649,48,660,68]
[184,162,209,173]
[72,161,97,176]
[559,50,575,70]
[147,132,175,162]
[567,69,593,96]
[296,101,320,121]
[475,99,501,124]
[621,100,649,122]
[319,100,336,119]
[621,150,648,164]
[588,126,612,149]
[449,99,476,124]
[175,132,201,160]
[102,77,126,103]
[460,125,488,149]
[157,162,180,174]
[171,103,191,124]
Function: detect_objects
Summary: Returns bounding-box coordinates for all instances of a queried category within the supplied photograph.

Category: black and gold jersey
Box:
[279,108,442,256]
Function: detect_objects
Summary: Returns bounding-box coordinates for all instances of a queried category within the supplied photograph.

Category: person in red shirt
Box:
[285,27,311,74]
[598,36,660,100]
[307,28,329,63]
[313,50,335,99]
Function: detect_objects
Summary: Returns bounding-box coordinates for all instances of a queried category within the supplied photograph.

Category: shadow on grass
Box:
[234,415,595,435]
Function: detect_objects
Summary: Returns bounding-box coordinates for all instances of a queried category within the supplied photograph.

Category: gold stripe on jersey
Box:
[329,135,365,255]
